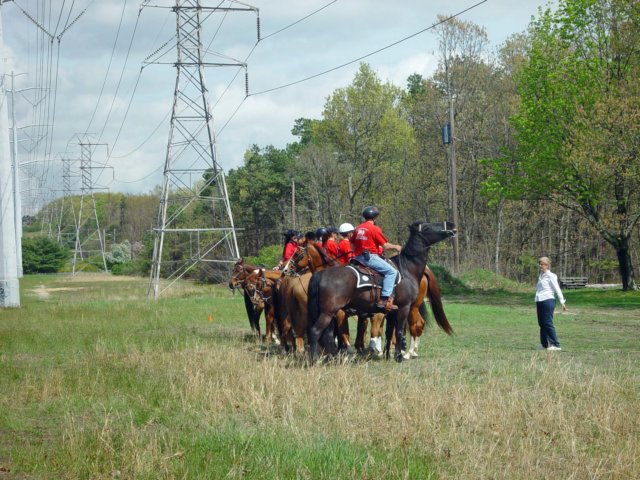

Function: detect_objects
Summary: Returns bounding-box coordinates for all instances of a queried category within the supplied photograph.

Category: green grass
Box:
[1,273,639,479]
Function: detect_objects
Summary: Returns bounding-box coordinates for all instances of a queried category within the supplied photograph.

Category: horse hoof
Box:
[402,351,411,360]
[410,351,418,358]
[395,355,404,363]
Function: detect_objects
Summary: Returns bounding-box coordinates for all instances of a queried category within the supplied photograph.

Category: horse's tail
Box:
[307,272,321,329]
[425,267,454,335]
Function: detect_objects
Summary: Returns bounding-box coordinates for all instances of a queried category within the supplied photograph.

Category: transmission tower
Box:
[71,135,110,275]
[56,154,81,247]
[148,0,257,298]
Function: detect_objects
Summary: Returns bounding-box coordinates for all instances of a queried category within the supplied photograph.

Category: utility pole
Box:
[0,1,20,307]
[148,0,256,298]
[448,93,460,274]
[9,71,24,277]
[291,177,296,230]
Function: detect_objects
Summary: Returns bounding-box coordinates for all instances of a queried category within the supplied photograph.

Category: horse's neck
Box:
[308,245,338,271]
[396,250,428,282]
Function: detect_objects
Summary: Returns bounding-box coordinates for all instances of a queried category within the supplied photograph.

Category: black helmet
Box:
[362,205,380,220]
[315,227,328,238]
[284,229,300,240]
[326,226,339,234]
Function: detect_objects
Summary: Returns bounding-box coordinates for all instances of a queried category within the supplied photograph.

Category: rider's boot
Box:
[376,296,398,312]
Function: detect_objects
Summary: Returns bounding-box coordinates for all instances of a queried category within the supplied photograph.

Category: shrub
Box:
[22,236,70,273]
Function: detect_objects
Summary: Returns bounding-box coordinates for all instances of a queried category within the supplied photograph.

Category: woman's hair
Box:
[538,256,551,266]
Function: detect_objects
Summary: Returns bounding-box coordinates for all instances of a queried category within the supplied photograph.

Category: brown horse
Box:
[272,244,345,354]
[307,221,456,362]
[228,259,281,343]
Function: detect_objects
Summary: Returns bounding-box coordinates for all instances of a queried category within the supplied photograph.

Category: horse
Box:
[307,221,456,362]
[359,265,451,358]
[272,243,346,354]
[228,258,281,343]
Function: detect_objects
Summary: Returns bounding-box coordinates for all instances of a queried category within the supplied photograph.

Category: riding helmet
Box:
[339,223,355,233]
[315,227,328,238]
[284,229,300,239]
[362,205,380,220]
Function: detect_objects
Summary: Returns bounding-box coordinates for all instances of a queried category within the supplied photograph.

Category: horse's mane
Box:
[395,224,430,273]
[308,243,340,267]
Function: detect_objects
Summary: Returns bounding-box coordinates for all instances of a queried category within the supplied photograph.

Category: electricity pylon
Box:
[71,135,109,275]
[148,0,257,298]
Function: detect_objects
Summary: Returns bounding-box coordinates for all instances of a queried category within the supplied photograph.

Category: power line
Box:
[249,0,487,97]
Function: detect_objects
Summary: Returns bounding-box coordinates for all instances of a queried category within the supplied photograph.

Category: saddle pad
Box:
[346,265,401,289]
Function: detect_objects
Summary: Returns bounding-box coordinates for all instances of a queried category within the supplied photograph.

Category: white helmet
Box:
[339,222,355,234]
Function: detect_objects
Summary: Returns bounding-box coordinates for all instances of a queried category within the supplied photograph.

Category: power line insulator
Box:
[245,71,249,97]
[256,17,261,41]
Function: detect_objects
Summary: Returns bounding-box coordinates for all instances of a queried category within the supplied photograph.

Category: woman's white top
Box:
[535,271,566,304]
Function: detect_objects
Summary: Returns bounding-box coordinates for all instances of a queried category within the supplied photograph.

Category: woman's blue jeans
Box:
[536,299,560,348]
[354,253,397,298]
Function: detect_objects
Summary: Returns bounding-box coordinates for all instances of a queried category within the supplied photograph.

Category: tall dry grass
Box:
[1,273,639,478]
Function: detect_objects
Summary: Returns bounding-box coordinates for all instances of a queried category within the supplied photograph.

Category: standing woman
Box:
[535,256,568,351]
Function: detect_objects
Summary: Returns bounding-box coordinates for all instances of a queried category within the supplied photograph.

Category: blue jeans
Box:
[355,253,397,298]
[536,299,560,348]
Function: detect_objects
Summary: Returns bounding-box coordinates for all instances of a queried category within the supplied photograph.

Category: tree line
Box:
[32,0,639,289]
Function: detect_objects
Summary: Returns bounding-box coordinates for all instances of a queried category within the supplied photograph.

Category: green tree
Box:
[227,145,296,253]
[22,236,70,273]
[316,63,416,222]
[486,0,640,290]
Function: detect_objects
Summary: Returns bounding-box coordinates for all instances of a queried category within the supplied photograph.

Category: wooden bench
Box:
[559,277,588,289]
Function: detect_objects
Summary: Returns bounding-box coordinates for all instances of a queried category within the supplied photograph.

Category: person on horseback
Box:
[314,227,327,251]
[337,223,355,265]
[324,226,340,260]
[353,206,402,311]
[276,229,300,270]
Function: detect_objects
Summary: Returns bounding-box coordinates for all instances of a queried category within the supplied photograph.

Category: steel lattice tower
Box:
[71,136,108,274]
[148,0,253,298]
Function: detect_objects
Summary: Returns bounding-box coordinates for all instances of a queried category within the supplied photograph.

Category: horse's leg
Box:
[408,303,426,357]
[308,312,333,362]
[319,320,338,357]
[253,304,263,343]
[355,314,368,352]
[394,308,411,363]
[384,312,395,360]
[369,313,385,355]
[335,310,352,352]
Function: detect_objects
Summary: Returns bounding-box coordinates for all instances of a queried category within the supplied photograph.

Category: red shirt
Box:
[325,238,339,259]
[337,238,353,265]
[282,241,297,261]
[353,220,388,256]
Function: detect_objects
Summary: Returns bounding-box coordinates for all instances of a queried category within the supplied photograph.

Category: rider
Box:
[276,229,300,270]
[353,206,402,312]
[314,227,327,251]
[324,226,340,260]
[337,223,355,265]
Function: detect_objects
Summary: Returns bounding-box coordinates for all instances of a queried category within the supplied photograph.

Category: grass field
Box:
[1,273,639,479]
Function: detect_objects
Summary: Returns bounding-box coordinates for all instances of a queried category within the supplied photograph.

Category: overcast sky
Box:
[2,0,555,201]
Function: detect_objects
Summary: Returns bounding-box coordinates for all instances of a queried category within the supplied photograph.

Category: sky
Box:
[1,0,556,209]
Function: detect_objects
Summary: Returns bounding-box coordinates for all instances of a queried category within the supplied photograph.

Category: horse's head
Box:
[229,259,254,289]
[404,221,456,257]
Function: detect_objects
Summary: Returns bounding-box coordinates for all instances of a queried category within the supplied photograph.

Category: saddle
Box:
[346,258,401,306]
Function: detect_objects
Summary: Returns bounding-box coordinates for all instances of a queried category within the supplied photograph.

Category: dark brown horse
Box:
[272,244,346,354]
[307,221,456,362]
